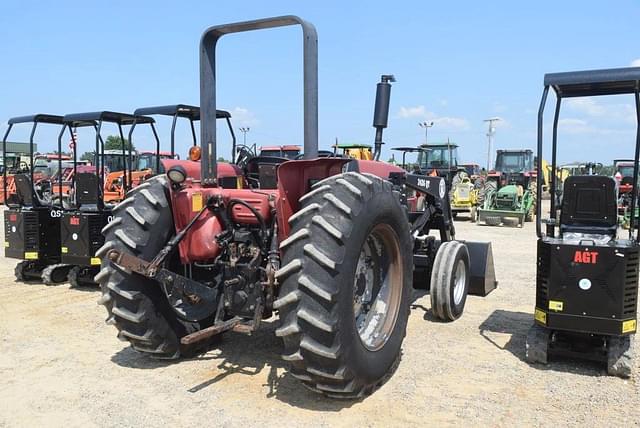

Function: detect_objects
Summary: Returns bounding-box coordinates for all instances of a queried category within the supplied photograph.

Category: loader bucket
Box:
[463,241,497,296]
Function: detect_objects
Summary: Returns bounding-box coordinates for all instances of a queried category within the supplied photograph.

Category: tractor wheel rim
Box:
[453,259,466,306]
[353,223,403,351]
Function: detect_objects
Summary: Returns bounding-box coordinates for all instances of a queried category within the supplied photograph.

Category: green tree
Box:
[105,135,134,151]
[80,151,95,162]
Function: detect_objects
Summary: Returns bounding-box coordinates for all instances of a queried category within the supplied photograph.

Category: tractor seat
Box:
[74,172,104,210]
[12,174,51,208]
[559,175,617,240]
[245,156,289,189]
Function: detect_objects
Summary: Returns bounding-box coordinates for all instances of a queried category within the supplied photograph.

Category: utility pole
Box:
[239,127,250,146]
[418,121,434,145]
[484,117,500,170]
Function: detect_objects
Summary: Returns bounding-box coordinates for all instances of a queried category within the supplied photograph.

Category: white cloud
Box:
[558,117,634,136]
[565,98,635,124]
[433,116,469,129]
[565,98,606,116]
[558,118,590,134]
[398,105,428,119]
[631,59,640,67]
[397,105,469,130]
[230,107,258,127]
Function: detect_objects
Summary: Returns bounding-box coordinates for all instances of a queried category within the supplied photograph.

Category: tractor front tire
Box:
[96,175,204,359]
[525,180,537,222]
[275,172,413,398]
[430,241,470,321]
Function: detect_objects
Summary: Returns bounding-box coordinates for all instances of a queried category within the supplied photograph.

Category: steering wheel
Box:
[235,144,256,169]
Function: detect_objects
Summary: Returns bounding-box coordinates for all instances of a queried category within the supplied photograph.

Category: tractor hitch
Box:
[107,249,218,322]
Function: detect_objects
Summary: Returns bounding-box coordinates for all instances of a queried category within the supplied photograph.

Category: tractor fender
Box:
[276,158,350,238]
[346,159,406,179]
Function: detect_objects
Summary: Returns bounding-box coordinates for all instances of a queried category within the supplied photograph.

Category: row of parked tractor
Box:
[2,15,639,399]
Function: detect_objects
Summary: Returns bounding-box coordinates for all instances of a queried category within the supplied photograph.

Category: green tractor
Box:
[477,149,537,227]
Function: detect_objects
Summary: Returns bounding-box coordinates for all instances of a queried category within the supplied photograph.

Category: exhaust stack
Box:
[372,74,395,161]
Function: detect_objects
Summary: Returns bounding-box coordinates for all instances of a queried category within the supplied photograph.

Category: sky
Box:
[1,0,640,166]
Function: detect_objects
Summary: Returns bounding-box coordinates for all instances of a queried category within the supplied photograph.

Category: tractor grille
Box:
[23,212,39,251]
[536,241,550,308]
[623,248,639,317]
[457,186,470,199]
[495,194,516,210]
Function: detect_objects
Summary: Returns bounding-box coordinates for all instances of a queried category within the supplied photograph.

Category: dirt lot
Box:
[1,210,638,427]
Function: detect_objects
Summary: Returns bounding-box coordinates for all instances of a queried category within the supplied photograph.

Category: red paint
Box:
[619,183,633,194]
[276,158,349,238]
[161,159,242,180]
[170,186,278,263]
[170,158,403,263]
[354,160,405,178]
[574,250,598,264]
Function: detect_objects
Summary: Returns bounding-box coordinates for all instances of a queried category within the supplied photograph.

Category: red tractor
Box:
[96,16,496,398]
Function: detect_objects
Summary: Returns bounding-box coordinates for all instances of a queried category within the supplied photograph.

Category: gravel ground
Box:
[0,206,638,427]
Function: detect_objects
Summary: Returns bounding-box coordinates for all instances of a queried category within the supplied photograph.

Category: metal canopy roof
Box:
[8,114,64,125]
[392,147,430,152]
[545,67,640,97]
[132,104,230,120]
[62,111,155,125]
[419,143,459,148]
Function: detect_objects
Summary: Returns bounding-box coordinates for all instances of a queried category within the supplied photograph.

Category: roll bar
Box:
[132,105,236,162]
[199,15,318,185]
[62,111,156,206]
[2,114,65,207]
[536,67,640,241]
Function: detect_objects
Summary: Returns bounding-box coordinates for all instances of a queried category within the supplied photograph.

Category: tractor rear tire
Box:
[275,172,413,398]
[607,336,634,378]
[430,241,470,321]
[525,324,549,364]
[526,180,537,222]
[96,175,204,359]
[482,180,497,210]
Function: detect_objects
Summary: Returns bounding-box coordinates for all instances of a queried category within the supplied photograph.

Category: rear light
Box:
[189,146,202,161]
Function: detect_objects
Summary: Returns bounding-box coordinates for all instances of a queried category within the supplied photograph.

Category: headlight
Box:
[167,165,187,184]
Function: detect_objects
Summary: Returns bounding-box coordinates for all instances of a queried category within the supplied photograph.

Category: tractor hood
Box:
[161,159,242,180]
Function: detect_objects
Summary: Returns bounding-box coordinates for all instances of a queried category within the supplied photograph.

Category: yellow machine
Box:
[333,143,373,160]
[450,172,479,220]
